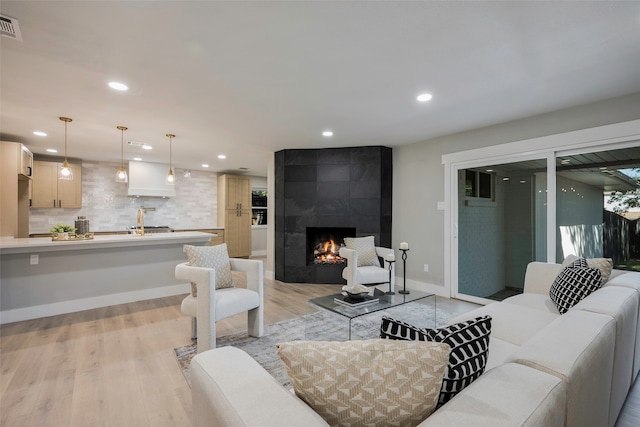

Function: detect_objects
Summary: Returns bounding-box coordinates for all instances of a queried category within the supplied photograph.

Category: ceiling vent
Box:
[0,15,22,41]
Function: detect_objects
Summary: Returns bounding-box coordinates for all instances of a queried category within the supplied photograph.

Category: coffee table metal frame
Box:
[306,288,436,340]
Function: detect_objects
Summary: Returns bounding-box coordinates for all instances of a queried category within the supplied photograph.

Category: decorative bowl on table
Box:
[342,285,371,301]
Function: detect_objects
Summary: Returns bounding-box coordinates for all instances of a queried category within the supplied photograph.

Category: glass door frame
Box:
[447,151,555,305]
[442,119,640,305]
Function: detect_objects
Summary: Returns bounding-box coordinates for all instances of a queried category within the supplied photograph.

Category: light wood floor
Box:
[2,274,638,426]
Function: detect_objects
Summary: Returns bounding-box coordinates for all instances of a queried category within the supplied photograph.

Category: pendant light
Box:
[115,126,128,183]
[166,133,175,184]
[58,117,73,180]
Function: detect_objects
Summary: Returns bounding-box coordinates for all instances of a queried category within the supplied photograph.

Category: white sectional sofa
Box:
[189,262,640,427]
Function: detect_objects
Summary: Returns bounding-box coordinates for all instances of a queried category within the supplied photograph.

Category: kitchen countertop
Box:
[0,231,215,254]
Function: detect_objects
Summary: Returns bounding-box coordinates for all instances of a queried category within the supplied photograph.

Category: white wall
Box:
[556,175,605,261]
[393,92,640,293]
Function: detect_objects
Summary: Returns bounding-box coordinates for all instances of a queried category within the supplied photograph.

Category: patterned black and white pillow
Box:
[380,315,492,408]
[549,257,603,314]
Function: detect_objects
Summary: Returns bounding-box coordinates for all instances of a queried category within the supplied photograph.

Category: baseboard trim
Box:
[0,283,190,325]
[395,277,450,298]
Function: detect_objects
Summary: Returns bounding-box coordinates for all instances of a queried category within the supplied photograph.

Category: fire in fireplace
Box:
[307,227,356,266]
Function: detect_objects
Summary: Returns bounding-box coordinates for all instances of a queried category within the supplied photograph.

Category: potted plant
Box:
[50,223,76,240]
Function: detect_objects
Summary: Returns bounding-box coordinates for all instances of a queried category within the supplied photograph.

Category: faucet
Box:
[136,206,156,236]
[137,208,145,236]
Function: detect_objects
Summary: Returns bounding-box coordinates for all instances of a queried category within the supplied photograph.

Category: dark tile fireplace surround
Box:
[275,146,392,284]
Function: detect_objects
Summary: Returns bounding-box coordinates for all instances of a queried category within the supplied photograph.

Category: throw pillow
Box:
[562,254,613,284]
[344,236,380,267]
[184,243,234,291]
[380,315,492,408]
[276,339,450,427]
[550,257,603,314]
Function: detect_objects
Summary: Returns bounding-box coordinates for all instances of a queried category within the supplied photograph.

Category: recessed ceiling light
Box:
[560,159,571,165]
[46,148,58,153]
[141,144,152,150]
[322,131,333,137]
[33,131,47,137]
[202,164,209,168]
[486,169,494,172]
[218,154,226,159]
[108,81,129,91]
[133,157,142,161]
[417,93,433,102]
[503,177,510,181]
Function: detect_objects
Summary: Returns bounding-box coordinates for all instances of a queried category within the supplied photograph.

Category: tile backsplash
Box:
[29,161,218,233]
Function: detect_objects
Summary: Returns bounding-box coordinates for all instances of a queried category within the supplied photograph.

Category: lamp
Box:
[115,126,128,183]
[58,117,73,180]
[166,133,175,184]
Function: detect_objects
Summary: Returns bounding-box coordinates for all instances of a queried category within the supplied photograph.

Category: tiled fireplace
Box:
[275,146,392,284]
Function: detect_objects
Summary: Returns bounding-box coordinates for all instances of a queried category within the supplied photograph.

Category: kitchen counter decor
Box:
[51,232,94,241]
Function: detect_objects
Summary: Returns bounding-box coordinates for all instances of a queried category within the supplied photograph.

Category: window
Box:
[251,189,267,225]
[465,170,493,199]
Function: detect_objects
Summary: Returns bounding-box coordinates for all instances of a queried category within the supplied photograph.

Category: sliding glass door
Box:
[556,146,640,269]
[457,158,548,302]
[454,144,640,304]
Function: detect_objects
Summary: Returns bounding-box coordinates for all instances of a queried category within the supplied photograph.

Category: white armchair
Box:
[176,258,264,354]
[340,246,395,290]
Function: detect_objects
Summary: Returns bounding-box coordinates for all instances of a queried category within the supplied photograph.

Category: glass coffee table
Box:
[306,288,436,340]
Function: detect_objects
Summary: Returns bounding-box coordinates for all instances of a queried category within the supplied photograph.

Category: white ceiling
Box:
[2,1,640,177]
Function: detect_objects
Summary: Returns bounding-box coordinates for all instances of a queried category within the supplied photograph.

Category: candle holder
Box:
[399,248,410,294]
[386,259,395,295]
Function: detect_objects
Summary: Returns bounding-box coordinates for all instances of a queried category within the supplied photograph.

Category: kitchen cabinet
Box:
[32,160,82,208]
[0,142,30,237]
[217,174,251,257]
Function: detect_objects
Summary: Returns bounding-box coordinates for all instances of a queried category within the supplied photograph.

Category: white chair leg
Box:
[247,306,264,338]
[191,317,198,340]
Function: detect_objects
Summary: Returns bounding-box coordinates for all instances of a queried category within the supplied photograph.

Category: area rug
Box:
[174,301,458,388]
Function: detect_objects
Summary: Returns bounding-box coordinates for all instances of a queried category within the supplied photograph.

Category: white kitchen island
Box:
[0,232,214,324]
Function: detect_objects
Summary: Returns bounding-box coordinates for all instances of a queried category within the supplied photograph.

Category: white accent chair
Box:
[339,246,395,290]
[176,258,264,354]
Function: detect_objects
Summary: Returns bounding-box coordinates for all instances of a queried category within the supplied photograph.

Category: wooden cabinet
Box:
[218,174,251,257]
[32,160,82,208]
[0,142,31,237]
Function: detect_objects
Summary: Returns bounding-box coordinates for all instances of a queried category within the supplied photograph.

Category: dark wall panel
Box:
[275,146,392,284]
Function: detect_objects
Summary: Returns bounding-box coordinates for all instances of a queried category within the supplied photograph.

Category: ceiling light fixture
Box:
[46,148,58,153]
[166,133,175,185]
[142,144,152,150]
[115,126,128,183]
[58,117,73,180]
[202,164,209,168]
[322,131,333,137]
[218,154,226,159]
[33,131,47,137]
[417,93,433,102]
[133,157,142,161]
[108,81,128,91]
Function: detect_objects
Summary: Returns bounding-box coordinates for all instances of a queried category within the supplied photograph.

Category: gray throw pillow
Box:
[344,236,380,267]
[184,243,234,291]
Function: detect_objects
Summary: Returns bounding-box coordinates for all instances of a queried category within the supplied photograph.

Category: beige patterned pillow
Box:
[184,243,234,291]
[276,339,450,427]
[562,254,613,284]
[344,236,380,267]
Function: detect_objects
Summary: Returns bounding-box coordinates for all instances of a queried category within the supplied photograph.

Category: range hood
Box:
[127,161,176,198]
